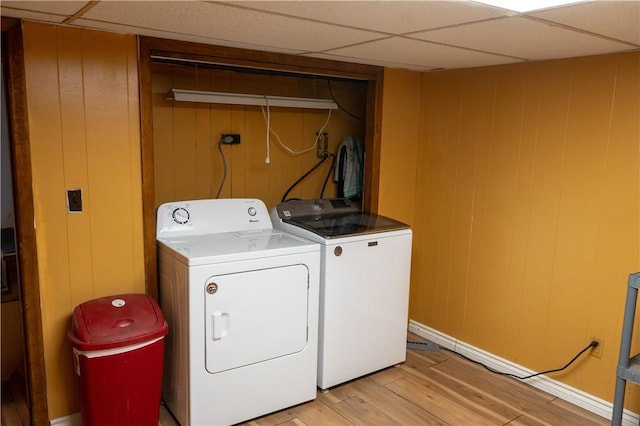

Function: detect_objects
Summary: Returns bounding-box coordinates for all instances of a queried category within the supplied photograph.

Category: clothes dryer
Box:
[157,198,320,425]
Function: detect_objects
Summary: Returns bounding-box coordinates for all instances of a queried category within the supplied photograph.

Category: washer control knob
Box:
[334,246,343,257]
[248,207,257,216]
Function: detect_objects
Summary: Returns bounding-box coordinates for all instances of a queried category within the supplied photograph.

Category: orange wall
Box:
[378,69,422,225]
[22,22,144,419]
[385,52,639,406]
[152,64,366,210]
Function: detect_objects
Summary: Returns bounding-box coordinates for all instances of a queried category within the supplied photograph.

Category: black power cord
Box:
[215,135,236,198]
[281,156,328,202]
[320,153,336,199]
[327,80,363,121]
[413,340,599,381]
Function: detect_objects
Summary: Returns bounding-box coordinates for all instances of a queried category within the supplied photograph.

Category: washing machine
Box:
[157,198,320,425]
[270,198,412,390]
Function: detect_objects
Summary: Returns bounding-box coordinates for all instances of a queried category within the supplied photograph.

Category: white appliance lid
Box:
[158,229,318,266]
[282,212,409,239]
[272,198,409,240]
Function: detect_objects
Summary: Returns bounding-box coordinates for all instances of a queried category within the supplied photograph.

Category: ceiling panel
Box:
[322,36,522,70]
[1,0,90,24]
[304,51,441,71]
[531,1,640,45]
[1,0,638,71]
[82,1,384,53]
[0,8,65,24]
[1,0,89,16]
[231,0,511,34]
[71,18,304,55]
[411,15,637,61]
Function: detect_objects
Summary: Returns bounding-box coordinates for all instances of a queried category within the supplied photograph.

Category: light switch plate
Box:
[67,189,82,213]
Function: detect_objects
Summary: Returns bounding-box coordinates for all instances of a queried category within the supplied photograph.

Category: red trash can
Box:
[68,293,168,426]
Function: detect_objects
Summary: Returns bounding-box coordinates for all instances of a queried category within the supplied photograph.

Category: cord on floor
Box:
[408,339,599,380]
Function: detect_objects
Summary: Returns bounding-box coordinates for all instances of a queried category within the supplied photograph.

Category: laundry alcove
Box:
[138,36,385,298]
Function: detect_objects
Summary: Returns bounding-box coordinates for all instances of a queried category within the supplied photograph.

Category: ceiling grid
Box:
[2,0,638,71]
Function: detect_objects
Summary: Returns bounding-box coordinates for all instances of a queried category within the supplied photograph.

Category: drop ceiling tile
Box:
[1,1,89,15]
[81,1,383,53]
[305,51,440,72]
[530,1,640,45]
[71,18,304,55]
[1,1,90,23]
[2,0,636,72]
[230,0,510,34]
[0,8,63,23]
[323,36,522,70]
[412,16,636,61]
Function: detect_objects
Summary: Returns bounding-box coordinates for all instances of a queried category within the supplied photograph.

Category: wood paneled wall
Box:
[378,69,422,225]
[151,63,366,209]
[15,18,638,420]
[392,52,639,407]
[22,22,144,419]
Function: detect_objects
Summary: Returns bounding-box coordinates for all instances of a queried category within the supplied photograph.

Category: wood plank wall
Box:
[16,18,638,420]
[394,52,639,408]
[151,63,367,210]
[17,25,371,420]
[378,69,422,225]
[21,22,144,419]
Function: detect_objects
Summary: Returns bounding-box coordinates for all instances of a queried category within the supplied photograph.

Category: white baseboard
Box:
[408,320,638,426]
[50,412,82,425]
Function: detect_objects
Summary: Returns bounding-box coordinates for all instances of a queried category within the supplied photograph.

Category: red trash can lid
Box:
[68,293,168,351]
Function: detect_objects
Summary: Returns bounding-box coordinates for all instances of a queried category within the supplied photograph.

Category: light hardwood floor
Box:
[232,345,609,426]
[1,374,29,426]
[3,336,610,425]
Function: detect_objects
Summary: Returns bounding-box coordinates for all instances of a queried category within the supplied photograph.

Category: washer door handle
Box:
[212,312,230,340]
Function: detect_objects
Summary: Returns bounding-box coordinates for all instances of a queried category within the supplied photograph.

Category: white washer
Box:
[271,198,412,390]
[157,198,320,425]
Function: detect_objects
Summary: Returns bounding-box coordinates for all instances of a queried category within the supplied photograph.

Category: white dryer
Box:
[157,198,320,426]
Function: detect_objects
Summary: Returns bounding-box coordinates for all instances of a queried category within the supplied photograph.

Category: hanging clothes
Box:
[334,136,364,199]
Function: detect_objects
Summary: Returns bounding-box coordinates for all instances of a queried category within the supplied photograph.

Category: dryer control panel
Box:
[157,198,272,238]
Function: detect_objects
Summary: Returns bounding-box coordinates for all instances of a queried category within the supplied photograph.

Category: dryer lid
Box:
[157,229,318,266]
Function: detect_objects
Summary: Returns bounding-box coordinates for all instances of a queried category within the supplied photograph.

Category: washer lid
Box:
[283,212,409,239]
[272,198,409,239]
[158,229,319,266]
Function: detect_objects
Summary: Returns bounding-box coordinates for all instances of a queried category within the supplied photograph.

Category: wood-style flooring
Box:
[1,374,29,426]
[237,341,609,426]
[2,335,610,425]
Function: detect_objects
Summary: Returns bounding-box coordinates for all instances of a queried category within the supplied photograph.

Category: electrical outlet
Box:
[316,131,329,158]
[590,337,603,358]
[221,134,240,144]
